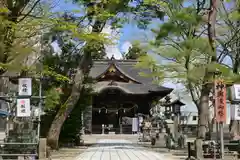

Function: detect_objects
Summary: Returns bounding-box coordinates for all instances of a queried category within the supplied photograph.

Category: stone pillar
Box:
[38,138,47,159]
[120,124,123,134]
[83,105,92,134]
[173,114,179,141]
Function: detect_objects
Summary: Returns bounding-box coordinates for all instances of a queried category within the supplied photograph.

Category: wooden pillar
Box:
[119,116,123,134]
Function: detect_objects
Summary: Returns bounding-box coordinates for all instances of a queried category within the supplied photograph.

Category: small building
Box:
[83,57,173,134]
[180,111,198,125]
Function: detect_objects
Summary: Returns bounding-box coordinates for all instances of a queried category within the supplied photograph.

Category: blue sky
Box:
[51,0,198,112]
[52,0,161,54]
[52,0,195,54]
[51,1,235,113]
[52,0,233,55]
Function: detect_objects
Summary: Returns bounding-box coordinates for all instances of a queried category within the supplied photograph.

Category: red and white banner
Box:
[214,79,226,123]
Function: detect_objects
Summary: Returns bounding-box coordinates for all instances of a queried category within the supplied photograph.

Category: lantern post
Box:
[172,100,185,141]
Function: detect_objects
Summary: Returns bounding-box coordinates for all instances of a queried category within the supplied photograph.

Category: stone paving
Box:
[74,139,176,160]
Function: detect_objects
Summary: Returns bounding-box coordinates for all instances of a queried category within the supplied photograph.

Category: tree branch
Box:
[19,13,44,19]
[18,0,41,22]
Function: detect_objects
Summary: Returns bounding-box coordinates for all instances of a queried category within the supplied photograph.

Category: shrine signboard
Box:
[16,99,31,117]
[18,78,32,96]
[231,104,240,120]
[215,79,227,123]
[230,84,240,101]
[17,78,32,117]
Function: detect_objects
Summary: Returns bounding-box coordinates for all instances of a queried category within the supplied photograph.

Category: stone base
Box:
[38,138,47,159]
[83,106,92,134]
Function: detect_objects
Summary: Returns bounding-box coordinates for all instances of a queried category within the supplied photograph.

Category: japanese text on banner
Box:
[18,78,32,96]
[214,80,227,123]
[16,99,31,117]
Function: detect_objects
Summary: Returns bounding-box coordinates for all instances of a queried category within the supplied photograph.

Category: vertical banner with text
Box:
[16,99,31,117]
[18,78,32,96]
[18,78,32,117]
[214,79,227,123]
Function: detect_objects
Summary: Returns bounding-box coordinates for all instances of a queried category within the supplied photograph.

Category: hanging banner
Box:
[226,103,231,124]
[16,99,31,117]
[231,104,240,120]
[18,78,32,96]
[132,118,138,132]
[215,79,227,123]
[231,84,240,101]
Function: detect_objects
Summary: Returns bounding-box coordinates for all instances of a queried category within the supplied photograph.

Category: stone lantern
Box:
[163,98,185,141]
[171,100,185,140]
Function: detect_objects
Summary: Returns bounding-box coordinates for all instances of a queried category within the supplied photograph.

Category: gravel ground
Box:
[144,146,238,160]
[138,139,238,160]
[49,147,87,160]
[48,133,238,160]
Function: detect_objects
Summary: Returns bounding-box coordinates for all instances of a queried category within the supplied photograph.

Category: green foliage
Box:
[43,68,70,83]
[84,40,106,59]
[41,41,81,110]
[45,88,62,111]
[136,0,240,107]
[124,42,147,60]
[0,1,108,75]
[59,88,92,144]
[73,0,165,29]
[0,3,54,71]
[138,1,207,77]
[218,0,240,76]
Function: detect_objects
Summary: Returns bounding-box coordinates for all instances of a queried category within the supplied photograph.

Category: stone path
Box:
[74,139,175,160]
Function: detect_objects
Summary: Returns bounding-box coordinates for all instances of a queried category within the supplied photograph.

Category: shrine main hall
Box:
[83,57,173,134]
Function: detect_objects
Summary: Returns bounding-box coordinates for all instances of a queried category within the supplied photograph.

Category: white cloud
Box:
[101,25,123,59]
[121,41,132,53]
[51,41,62,56]
[50,24,123,59]
[162,81,198,113]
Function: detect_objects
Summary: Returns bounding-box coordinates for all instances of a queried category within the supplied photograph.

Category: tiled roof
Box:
[93,81,172,95]
[89,59,153,84]
[90,59,173,96]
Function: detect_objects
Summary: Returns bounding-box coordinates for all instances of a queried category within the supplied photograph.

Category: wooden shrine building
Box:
[83,57,173,134]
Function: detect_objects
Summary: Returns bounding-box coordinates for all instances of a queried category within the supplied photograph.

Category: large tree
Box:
[47,0,168,149]
[135,0,237,158]
[46,0,166,149]
[0,0,104,149]
[0,0,50,68]
[215,0,240,139]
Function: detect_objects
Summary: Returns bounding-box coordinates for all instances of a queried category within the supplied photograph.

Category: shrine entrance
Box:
[92,88,139,134]
[83,58,173,134]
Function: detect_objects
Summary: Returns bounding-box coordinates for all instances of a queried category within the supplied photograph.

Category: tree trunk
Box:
[195,0,218,158]
[47,10,106,149]
[47,48,92,149]
[206,117,213,140]
[47,67,85,149]
[195,85,210,159]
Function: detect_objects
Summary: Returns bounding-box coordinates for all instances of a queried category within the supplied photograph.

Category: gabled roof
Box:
[89,59,154,84]
[163,99,185,107]
[95,62,142,84]
[90,58,173,96]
